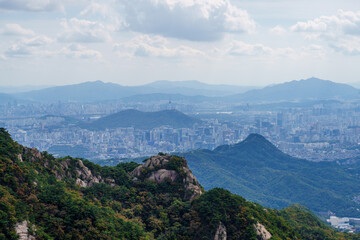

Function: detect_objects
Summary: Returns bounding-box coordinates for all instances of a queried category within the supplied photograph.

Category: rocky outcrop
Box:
[20,146,112,188]
[56,158,109,187]
[214,222,227,240]
[73,159,102,187]
[254,222,272,240]
[147,169,178,183]
[22,147,44,163]
[131,154,203,200]
[15,221,35,240]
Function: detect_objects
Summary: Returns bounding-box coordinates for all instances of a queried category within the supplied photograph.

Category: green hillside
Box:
[181,133,360,217]
[82,109,202,130]
[0,128,357,239]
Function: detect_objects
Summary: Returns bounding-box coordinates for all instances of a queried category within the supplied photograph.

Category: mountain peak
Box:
[93,80,105,84]
[304,77,325,81]
[213,133,279,154]
[243,133,267,143]
[235,133,280,153]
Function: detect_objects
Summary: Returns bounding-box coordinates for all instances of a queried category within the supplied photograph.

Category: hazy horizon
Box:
[0,77,359,90]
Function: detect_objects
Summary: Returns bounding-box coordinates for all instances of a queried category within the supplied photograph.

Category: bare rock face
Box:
[19,146,114,188]
[131,154,203,200]
[22,147,44,163]
[147,169,178,183]
[55,158,107,187]
[74,159,102,187]
[214,222,227,240]
[15,221,35,240]
[182,168,203,200]
[254,222,272,240]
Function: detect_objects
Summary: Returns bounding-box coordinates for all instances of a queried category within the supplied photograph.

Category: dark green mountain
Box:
[0,128,357,239]
[180,133,360,217]
[83,109,202,130]
[226,77,360,102]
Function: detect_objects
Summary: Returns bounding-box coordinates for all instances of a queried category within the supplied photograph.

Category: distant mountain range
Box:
[9,80,255,103]
[225,77,360,102]
[119,93,214,103]
[0,85,53,93]
[82,109,202,130]
[2,77,360,104]
[179,133,360,217]
[143,80,256,97]
[13,80,150,103]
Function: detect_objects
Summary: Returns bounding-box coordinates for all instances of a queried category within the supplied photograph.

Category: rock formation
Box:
[214,222,227,240]
[254,222,272,240]
[15,221,35,240]
[131,154,203,200]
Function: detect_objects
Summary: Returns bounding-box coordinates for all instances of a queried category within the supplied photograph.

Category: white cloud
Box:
[291,10,360,56]
[227,41,296,58]
[330,39,360,55]
[114,34,204,58]
[119,0,255,41]
[22,35,53,46]
[60,44,102,59]
[80,2,113,17]
[228,41,273,56]
[0,0,63,12]
[269,25,286,35]
[4,44,32,57]
[58,18,112,43]
[291,10,360,38]
[0,24,35,36]
[300,44,326,58]
[4,35,53,58]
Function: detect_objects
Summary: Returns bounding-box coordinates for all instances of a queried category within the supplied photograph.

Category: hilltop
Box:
[0,128,357,239]
[181,133,360,217]
[82,109,202,130]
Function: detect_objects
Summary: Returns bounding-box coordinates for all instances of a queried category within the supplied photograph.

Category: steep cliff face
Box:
[131,154,203,200]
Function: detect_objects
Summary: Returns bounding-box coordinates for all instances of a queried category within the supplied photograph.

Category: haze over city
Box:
[1,0,360,86]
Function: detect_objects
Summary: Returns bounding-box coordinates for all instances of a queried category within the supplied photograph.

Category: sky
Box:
[0,0,360,87]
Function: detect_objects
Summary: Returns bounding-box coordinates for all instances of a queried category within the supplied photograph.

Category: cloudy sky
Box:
[0,0,360,87]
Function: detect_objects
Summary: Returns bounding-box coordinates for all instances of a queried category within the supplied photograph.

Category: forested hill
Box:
[0,128,358,239]
[181,133,360,217]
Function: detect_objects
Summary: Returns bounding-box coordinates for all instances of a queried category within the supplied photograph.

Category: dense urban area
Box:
[2,99,360,162]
